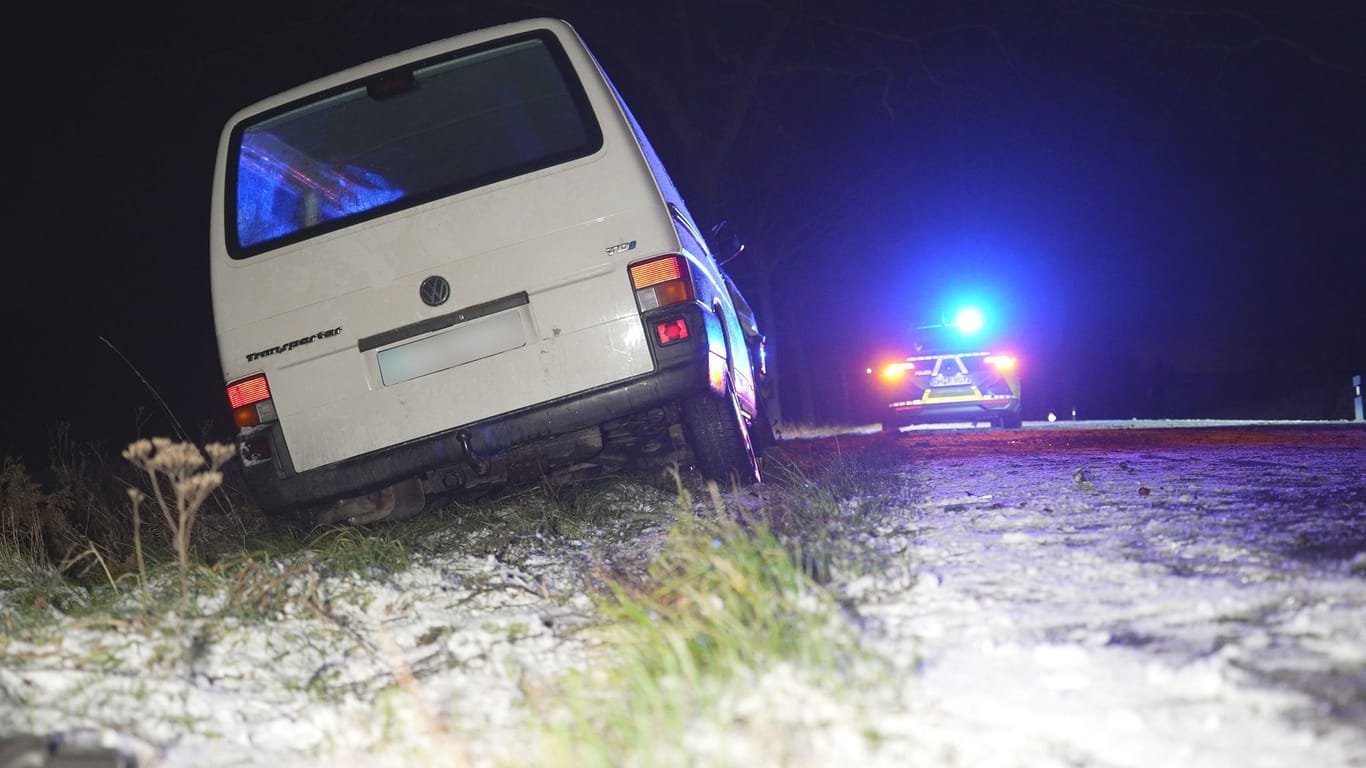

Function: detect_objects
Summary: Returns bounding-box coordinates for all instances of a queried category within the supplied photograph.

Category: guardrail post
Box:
[1354,375,1363,422]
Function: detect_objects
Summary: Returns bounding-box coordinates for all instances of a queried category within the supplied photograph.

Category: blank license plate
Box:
[377,309,525,386]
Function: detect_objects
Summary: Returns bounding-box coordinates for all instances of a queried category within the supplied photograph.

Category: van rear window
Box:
[228,33,601,258]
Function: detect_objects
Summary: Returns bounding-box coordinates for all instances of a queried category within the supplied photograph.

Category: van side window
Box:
[229,33,602,258]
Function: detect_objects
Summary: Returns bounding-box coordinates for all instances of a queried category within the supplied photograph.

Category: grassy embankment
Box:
[1,428,912,765]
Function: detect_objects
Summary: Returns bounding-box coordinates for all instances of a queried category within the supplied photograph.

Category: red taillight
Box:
[227,375,276,429]
[227,375,270,409]
[655,317,689,345]
[629,255,693,310]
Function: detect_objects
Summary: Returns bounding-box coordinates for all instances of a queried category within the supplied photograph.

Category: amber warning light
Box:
[629,255,693,310]
[629,255,683,288]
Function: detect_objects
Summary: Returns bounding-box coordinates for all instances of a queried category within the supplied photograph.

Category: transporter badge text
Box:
[246,327,343,361]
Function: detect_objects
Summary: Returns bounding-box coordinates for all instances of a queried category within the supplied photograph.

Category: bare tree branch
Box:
[1101,0,1366,79]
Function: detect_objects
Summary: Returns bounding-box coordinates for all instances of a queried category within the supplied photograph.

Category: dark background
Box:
[5,0,1365,472]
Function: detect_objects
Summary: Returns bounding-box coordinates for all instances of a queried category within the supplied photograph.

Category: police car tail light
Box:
[227,374,278,429]
[629,255,693,310]
[985,355,1016,371]
[882,361,914,379]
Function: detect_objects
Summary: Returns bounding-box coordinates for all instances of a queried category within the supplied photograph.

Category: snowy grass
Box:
[0,434,432,640]
[1,520,422,647]
[5,425,1363,766]
[1,431,914,766]
[538,508,859,765]
[532,449,909,767]
[1,431,263,589]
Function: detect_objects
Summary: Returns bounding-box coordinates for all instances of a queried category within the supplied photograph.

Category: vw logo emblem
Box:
[419,276,451,307]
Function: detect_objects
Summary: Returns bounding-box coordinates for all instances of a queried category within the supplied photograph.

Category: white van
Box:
[210,18,772,525]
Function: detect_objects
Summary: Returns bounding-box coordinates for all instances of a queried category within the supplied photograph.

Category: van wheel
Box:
[997,413,1023,429]
[681,376,761,487]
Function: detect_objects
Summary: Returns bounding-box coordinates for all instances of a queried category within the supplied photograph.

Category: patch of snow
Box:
[3,428,1363,766]
[851,438,1366,767]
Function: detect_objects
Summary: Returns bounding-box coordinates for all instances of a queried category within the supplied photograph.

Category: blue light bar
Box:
[952,307,985,334]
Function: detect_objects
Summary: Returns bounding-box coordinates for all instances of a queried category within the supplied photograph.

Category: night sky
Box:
[5,0,1365,471]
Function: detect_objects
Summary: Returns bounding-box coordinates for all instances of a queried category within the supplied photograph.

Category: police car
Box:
[873,308,1022,430]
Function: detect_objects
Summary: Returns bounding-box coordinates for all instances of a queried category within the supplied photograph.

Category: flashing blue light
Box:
[952,307,985,335]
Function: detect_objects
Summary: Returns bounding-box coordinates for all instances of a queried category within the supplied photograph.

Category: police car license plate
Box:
[932,374,972,387]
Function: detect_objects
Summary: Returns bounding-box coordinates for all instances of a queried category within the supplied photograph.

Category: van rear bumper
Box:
[241,305,721,517]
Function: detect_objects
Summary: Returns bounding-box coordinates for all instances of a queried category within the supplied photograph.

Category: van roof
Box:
[224,18,580,126]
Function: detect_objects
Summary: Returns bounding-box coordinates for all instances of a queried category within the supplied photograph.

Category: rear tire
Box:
[681,376,761,487]
[998,412,1023,429]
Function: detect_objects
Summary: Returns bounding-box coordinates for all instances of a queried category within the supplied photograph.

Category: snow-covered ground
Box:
[2,423,1363,767]
[851,424,1366,767]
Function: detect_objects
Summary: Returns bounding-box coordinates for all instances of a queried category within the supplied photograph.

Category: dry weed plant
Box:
[122,438,236,600]
[0,458,80,567]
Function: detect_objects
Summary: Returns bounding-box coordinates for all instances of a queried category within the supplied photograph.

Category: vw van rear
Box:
[210,18,770,525]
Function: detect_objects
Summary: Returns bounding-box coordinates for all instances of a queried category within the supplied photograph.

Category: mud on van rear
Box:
[210,18,772,525]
